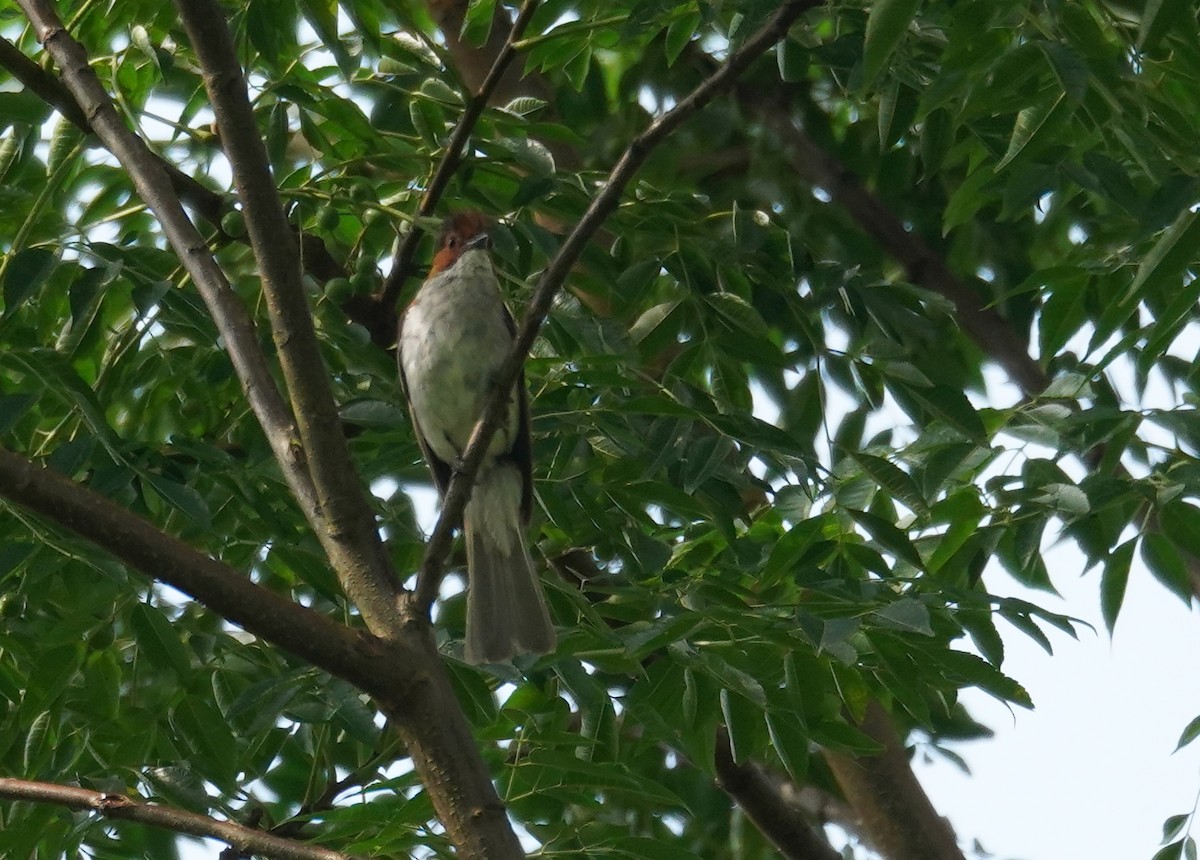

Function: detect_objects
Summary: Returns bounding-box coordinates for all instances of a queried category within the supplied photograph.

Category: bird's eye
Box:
[447,236,459,248]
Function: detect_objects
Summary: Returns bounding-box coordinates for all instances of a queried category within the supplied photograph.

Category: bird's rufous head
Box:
[429,211,492,276]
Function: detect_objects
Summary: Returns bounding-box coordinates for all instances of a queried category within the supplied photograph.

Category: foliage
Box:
[1,0,1198,857]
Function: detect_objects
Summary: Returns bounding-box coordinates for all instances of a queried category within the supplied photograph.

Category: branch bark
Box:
[173,0,400,636]
[373,0,541,335]
[714,729,843,860]
[0,444,523,858]
[414,0,820,610]
[0,778,359,860]
[822,702,965,860]
[16,0,321,527]
[0,445,401,696]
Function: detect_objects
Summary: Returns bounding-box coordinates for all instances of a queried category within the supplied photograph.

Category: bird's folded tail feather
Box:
[463,464,555,664]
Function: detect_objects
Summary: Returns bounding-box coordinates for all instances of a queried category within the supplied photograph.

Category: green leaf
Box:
[23,710,53,776]
[1141,532,1192,605]
[997,91,1067,171]
[665,7,701,66]
[171,698,239,788]
[341,399,408,426]
[850,452,928,517]
[461,0,496,46]
[629,299,681,344]
[143,474,212,528]
[1124,209,1200,306]
[862,0,921,87]
[1100,539,1134,634]
[777,38,807,82]
[1155,841,1185,860]
[1161,501,1200,558]
[1162,815,1189,843]
[707,291,769,338]
[764,710,809,783]
[872,598,933,635]
[1174,715,1200,753]
[2,247,56,321]
[45,116,83,176]
[847,508,924,569]
[895,383,989,444]
[130,603,192,678]
[502,96,548,117]
[959,608,1004,666]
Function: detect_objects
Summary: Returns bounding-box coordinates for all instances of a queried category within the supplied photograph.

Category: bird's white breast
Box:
[399,251,519,463]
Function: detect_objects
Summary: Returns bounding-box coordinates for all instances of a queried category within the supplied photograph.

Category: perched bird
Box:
[398,211,556,664]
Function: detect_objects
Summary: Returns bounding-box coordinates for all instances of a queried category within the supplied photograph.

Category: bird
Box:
[397,211,556,664]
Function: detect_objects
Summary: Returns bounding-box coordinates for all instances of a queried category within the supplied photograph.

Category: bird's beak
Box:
[465,232,492,252]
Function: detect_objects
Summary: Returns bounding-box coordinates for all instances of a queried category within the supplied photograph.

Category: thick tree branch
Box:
[0,446,403,696]
[0,445,522,859]
[822,702,965,860]
[413,0,820,610]
[0,778,359,860]
[11,9,528,855]
[173,0,400,635]
[373,0,540,333]
[715,729,843,860]
[16,0,321,527]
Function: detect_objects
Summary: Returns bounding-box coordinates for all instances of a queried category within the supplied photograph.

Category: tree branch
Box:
[0,443,522,858]
[0,778,360,860]
[372,0,540,336]
[746,90,1200,596]
[173,0,401,635]
[714,729,843,860]
[16,0,322,528]
[13,8,530,857]
[0,445,403,697]
[413,0,820,610]
[822,701,965,860]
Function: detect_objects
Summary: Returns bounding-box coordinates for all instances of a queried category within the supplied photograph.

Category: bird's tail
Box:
[463,464,555,664]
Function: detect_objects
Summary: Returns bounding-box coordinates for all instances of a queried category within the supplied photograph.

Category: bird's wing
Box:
[397,307,454,502]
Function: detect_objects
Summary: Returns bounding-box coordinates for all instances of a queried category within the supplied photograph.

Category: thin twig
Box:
[0,778,360,860]
[414,0,818,610]
[16,0,322,523]
[373,0,541,334]
[174,0,401,634]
